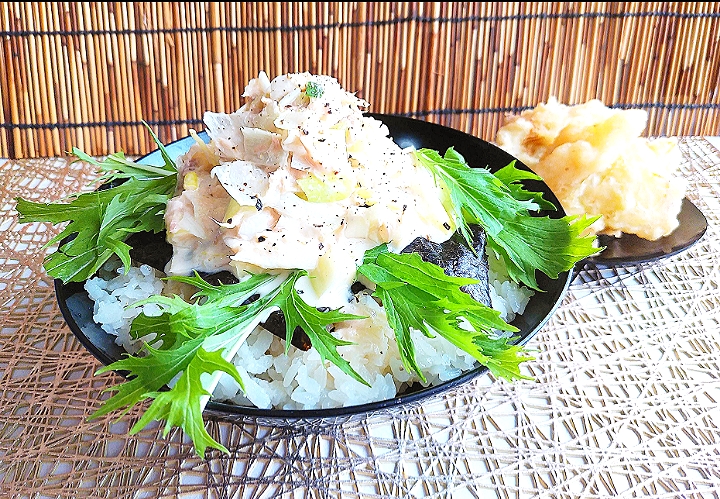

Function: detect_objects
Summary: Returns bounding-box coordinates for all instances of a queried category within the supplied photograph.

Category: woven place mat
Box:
[1,138,719,497]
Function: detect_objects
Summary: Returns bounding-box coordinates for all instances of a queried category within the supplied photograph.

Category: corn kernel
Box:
[223,199,244,221]
[356,187,374,204]
[183,171,199,191]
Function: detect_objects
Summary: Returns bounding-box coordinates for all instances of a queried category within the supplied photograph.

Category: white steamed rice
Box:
[84,252,532,410]
[85,259,165,354]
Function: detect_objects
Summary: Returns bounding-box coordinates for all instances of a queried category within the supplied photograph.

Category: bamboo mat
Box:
[1,2,720,159]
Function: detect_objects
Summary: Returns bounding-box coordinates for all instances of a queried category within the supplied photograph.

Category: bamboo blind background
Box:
[1,2,719,159]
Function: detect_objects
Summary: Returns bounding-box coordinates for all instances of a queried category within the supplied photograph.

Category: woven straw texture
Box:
[1,2,720,158]
[0,137,719,497]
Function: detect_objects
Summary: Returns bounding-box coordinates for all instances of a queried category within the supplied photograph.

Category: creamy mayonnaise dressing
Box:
[164,72,453,308]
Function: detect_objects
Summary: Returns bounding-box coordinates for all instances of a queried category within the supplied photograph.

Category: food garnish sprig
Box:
[413,147,600,290]
[16,124,176,283]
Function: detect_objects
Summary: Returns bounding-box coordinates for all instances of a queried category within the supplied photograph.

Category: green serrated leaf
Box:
[92,336,206,421]
[129,312,175,349]
[94,270,367,457]
[141,121,177,174]
[414,147,601,289]
[16,130,178,283]
[358,244,523,382]
[170,272,278,309]
[492,160,556,211]
[267,271,369,386]
[16,174,176,283]
[129,347,243,456]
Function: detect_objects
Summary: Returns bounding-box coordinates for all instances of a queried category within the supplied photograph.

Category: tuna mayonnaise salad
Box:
[165,72,454,309]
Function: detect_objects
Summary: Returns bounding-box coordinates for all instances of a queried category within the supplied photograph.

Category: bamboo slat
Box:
[0,1,719,158]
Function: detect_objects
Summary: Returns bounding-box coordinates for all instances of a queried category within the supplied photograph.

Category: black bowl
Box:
[56,114,573,426]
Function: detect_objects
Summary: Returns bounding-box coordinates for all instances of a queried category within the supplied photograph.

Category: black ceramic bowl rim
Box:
[55,114,573,422]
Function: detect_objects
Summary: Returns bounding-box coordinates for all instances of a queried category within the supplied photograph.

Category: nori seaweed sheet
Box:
[400,225,491,307]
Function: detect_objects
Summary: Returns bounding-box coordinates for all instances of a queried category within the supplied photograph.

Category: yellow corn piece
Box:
[223,199,247,221]
[183,171,199,191]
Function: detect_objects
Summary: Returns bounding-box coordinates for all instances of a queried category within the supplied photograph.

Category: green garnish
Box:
[358,244,531,383]
[492,161,556,211]
[15,123,177,283]
[71,125,176,182]
[91,272,276,456]
[264,271,368,385]
[305,81,324,98]
[413,147,600,290]
[91,271,365,457]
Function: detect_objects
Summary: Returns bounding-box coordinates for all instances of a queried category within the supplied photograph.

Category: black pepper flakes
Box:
[443,222,451,230]
[319,242,324,250]
[255,198,263,211]
[258,236,266,242]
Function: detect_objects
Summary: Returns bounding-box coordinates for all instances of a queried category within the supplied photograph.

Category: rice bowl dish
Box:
[22,72,598,456]
[82,72,537,411]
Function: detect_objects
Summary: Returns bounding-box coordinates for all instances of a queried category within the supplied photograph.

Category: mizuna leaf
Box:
[15,130,177,283]
[358,244,527,382]
[414,147,600,289]
[266,271,368,386]
[92,271,366,457]
[130,347,243,456]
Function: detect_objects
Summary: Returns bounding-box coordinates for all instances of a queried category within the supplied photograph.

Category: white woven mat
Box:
[0,137,719,498]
